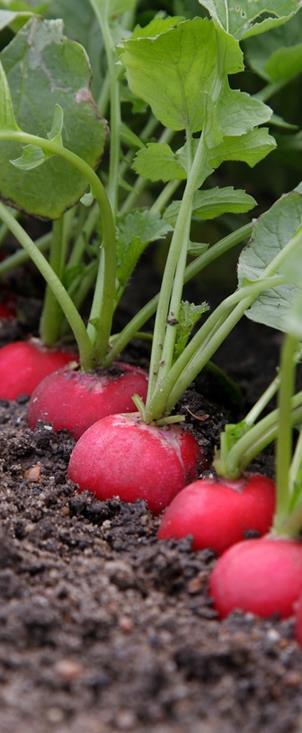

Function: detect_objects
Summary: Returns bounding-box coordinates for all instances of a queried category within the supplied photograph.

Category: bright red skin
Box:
[27,363,148,438]
[158,475,275,554]
[210,538,302,619]
[68,414,202,513]
[0,340,76,400]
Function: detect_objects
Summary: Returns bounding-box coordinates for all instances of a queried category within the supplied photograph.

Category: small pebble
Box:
[24,464,41,482]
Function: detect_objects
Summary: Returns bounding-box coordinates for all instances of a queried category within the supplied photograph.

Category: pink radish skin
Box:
[0,340,76,400]
[158,475,275,554]
[68,414,202,513]
[28,363,148,438]
[210,538,302,619]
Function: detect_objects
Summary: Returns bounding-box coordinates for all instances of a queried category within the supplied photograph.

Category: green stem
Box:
[0,230,51,276]
[150,180,180,215]
[148,276,284,421]
[217,393,302,480]
[0,208,18,247]
[156,131,194,383]
[289,429,302,500]
[255,80,287,103]
[0,202,92,368]
[87,247,105,342]
[104,222,253,366]
[146,132,207,404]
[40,217,65,346]
[0,130,116,366]
[274,334,299,532]
[157,226,302,420]
[90,0,121,212]
[68,204,98,268]
[244,372,279,427]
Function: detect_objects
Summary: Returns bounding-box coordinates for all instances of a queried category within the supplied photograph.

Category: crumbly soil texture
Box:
[1,320,302,733]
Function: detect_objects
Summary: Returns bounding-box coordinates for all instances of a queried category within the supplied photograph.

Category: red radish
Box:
[210,538,302,619]
[0,340,77,400]
[158,474,275,554]
[27,363,148,438]
[68,413,202,513]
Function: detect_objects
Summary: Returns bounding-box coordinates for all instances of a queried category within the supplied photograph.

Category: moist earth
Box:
[1,319,302,733]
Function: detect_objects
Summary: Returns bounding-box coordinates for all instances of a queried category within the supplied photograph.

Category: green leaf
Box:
[46,0,105,97]
[0,60,19,130]
[11,143,46,170]
[132,143,187,182]
[198,0,300,40]
[246,10,302,82]
[214,87,272,138]
[209,128,276,169]
[238,191,302,333]
[120,17,243,132]
[174,300,209,361]
[116,209,172,291]
[0,18,106,219]
[164,187,257,226]
[0,9,33,30]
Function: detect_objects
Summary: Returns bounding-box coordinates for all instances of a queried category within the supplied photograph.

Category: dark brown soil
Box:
[1,319,302,733]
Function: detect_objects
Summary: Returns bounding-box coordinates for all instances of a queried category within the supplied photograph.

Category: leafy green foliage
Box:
[116,209,172,296]
[46,0,105,96]
[132,143,187,182]
[0,9,33,31]
[120,17,243,133]
[246,10,302,82]
[164,186,257,225]
[238,190,302,332]
[209,128,276,169]
[174,300,209,361]
[198,0,299,40]
[0,60,18,130]
[0,18,106,218]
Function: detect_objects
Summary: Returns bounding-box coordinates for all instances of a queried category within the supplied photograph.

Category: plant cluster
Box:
[1,0,302,636]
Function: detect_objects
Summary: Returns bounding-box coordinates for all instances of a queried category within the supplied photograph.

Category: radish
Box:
[27,363,148,438]
[210,538,302,619]
[0,340,76,400]
[68,414,202,513]
[158,474,275,554]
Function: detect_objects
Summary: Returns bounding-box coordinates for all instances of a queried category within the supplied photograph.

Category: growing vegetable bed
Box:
[1,318,302,733]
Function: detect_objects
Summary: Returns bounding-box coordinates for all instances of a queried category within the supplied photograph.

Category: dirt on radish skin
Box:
[27,363,148,438]
[68,413,202,513]
[210,538,302,619]
[158,475,275,554]
[0,340,77,400]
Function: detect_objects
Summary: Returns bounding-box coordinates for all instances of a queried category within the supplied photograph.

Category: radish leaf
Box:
[120,17,243,133]
[238,190,302,332]
[164,187,257,225]
[199,0,300,40]
[132,143,187,182]
[174,300,209,361]
[0,18,106,218]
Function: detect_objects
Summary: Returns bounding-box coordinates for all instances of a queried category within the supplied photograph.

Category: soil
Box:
[1,317,302,733]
